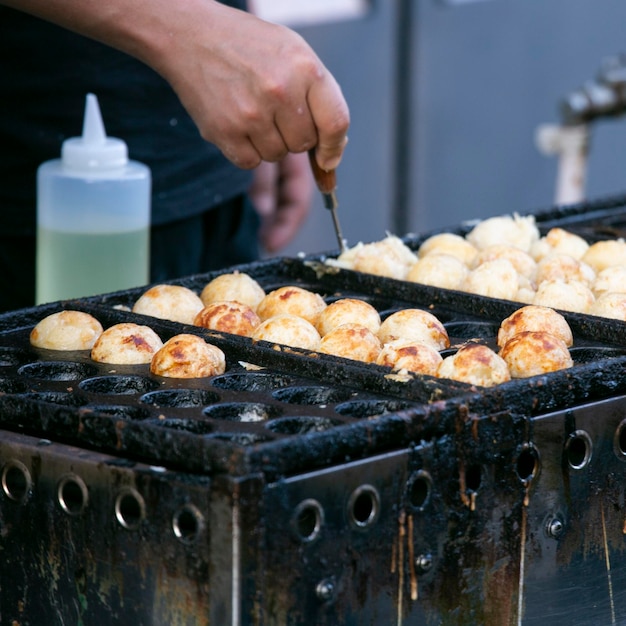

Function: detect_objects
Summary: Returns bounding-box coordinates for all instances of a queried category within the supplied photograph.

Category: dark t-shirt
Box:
[0,0,252,234]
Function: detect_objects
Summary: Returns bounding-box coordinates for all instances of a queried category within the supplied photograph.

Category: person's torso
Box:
[0,0,251,232]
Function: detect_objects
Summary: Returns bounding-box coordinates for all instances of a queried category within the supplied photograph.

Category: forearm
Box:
[2,0,350,170]
[0,0,221,75]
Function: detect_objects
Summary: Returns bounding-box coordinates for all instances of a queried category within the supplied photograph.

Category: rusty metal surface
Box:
[0,430,212,625]
[4,398,625,625]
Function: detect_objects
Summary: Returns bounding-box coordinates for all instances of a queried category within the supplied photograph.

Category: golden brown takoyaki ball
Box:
[377,309,450,350]
[316,298,381,336]
[497,305,573,349]
[91,323,163,364]
[499,331,573,378]
[535,254,595,286]
[256,286,327,327]
[417,233,478,266]
[251,314,322,350]
[532,279,594,313]
[473,244,537,279]
[30,310,103,351]
[437,343,511,387]
[318,324,382,363]
[582,239,626,273]
[132,284,204,325]
[587,292,626,321]
[194,301,261,337]
[465,213,540,253]
[150,334,226,378]
[376,339,443,376]
[406,253,469,290]
[592,265,626,297]
[463,259,520,300]
[514,275,537,304]
[199,272,265,311]
[339,235,417,280]
[530,227,589,262]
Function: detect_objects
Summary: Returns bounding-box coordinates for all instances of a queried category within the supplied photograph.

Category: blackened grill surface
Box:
[1,195,626,477]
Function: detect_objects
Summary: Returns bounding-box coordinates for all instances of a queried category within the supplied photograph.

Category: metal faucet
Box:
[536,54,626,205]
[561,54,626,126]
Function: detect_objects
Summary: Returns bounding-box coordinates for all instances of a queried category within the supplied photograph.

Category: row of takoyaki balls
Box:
[30,311,226,379]
[29,270,576,386]
[327,213,626,320]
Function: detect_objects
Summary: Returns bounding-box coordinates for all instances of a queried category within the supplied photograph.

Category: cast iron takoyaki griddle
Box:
[0,238,625,480]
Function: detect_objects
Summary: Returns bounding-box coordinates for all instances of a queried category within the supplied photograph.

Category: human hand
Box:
[1,0,349,170]
[249,152,314,253]
[158,2,350,171]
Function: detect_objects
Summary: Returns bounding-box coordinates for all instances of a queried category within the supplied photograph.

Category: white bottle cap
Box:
[61,93,128,170]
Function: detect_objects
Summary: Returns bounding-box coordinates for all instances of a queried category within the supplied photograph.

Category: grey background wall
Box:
[272,0,626,257]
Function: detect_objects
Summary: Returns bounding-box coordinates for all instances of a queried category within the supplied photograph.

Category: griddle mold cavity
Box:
[272,385,354,406]
[79,375,159,396]
[211,372,297,392]
[266,416,342,435]
[19,361,98,382]
[140,388,220,409]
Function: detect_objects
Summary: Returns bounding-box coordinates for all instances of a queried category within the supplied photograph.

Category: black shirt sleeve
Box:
[0,0,252,234]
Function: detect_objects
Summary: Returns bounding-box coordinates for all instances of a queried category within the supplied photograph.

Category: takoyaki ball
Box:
[150,334,226,378]
[91,323,163,364]
[513,274,537,304]
[587,292,626,321]
[378,309,450,350]
[194,301,261,337]
[535,254,595,286]
[256,286,327,327]
[497,305,573,349]
[316,298,381,336]
[466,213,540,253]
[199,272,265,311]
[514,286,537,305]
[417,233,478,266]
[318,324,382,363]
[592,265,626,297]
[473,244,537,279]
[132,284,204,325]
[347,235,417,280]
[406,253,469,290]
[582,239,626,274]
[376,339,443,376]
[437,343,511,387]
[251,314,322,351]
[463,259,520,300]
[532,279,594,313]
[530,227,589,262]
[30,310,103,351]
[499,331,573,378]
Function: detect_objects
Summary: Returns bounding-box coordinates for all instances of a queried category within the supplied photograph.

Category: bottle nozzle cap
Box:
[62,93,128,169]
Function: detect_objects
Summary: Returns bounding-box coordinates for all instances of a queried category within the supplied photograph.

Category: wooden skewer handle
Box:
[308,148,337,195]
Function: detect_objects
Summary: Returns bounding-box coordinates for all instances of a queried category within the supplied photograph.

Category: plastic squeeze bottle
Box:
[36,93,151,304]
